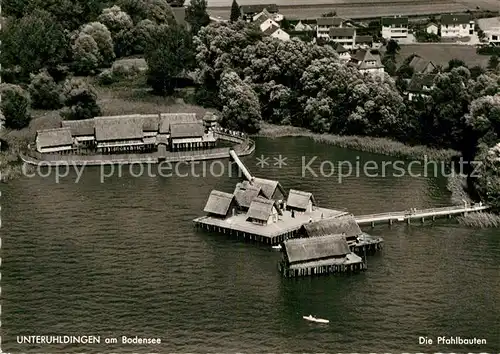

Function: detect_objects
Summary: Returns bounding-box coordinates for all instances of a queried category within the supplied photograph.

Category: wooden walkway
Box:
[355,204,490,226]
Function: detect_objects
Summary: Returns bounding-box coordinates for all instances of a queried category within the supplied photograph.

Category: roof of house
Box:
[329,27,356,37]
[263,24,281,36]
[440,14,471,25]
[255,11,273,26]
[241,4,278,14]
[233,182,263,209]
[246,197,282,221]
[170,122,204,138]
[250,177,286,199]
[159,113,198,133]
[172,7,187,27]
[355,35,373,43]
[316,17,343,27]
[94,116,143,142]
[203,190,236,216]
[408,73,436,92]
[427,22,438,27]
[408,56,436,73]
[381,16,408,26]
[351,49,384,69]
[61,118,95,136]
[140,114,160,131]
[202,112,218,122]
[36,128,73,148]
[286,189,316,210]
[333,43,348,53]
[283,235,351,264]
[303,214,362,238]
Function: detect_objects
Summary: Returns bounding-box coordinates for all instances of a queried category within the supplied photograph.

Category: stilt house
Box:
[302,214,362,247]
[250,177,286,200]
[280,235,364,277]
[233,182,266,211]
[61,119,96,148]
[286,189,316,213]
[203,190,239,218]
[36,128,73,153]
[246,197,282,225]
[170,122,205,151]
[94,116,145,153]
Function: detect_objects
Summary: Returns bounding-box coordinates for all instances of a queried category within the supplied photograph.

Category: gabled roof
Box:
[263,24,280,36]
[408,56,436,73]
[61,118,95,136]
[381,16,408,26]
[246,197,282,221]
[316,17,343,27]
[255,11,273,26]
[170,122,204,138]
[141,114,160,131]
[36,128,73,148]
[286,189,316,210]
[159,113,198,133]
[440,14,471,25]
[241,4,278,14]
[251,177,285,199]
[203,190,236,216]
[329,27,355,37]
[351,49,384,69]
[355,35,373,44]
[333,43,348,53]
[94,116,144,141]
[283,235,351,263]
[427,22,438,27]
[303,214,362,238]
[408,73,436,93]
[233,182,263,209]
[202,112,218,122]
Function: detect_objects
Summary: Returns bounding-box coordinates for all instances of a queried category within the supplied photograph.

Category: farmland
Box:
[396,44,491,68]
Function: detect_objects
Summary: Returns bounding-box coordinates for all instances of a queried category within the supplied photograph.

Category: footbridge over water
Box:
[355,204,490,226]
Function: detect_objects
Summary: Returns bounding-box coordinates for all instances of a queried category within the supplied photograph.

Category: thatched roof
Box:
[233,182,263,208]
[203,112,218,122]
[36,128,73,148]
[286,189,315,211]
[203,190,236,216]
[283,235,351,263]
[170,122,204,138]
[250,177,285,199]
[61,119,95,136]
[141,114,160,131]
[246,197,282,221]
[303,214,361,238]
[159,113,198,133]
[94,116,143,141]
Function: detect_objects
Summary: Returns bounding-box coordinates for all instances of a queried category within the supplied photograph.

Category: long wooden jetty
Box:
[355,204,490,226]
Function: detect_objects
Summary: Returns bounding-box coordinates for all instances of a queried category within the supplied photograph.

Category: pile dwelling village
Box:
[33,112,234,157]
[194,151,383,278]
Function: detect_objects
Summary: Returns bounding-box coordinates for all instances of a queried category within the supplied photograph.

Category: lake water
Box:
[2,137,499,352]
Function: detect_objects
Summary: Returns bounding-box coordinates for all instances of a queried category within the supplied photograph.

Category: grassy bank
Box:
[256,122,460,161]
[457,212,500,228]
[447,174,473,206]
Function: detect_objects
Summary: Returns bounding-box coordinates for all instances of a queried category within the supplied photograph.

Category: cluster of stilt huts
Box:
[193,151,383,278]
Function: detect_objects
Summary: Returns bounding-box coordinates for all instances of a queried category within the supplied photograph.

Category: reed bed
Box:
[457,212,500,228]
[447,174,472,205]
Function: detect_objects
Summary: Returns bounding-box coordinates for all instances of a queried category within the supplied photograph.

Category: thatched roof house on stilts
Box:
[286,189,316,213]
[203,190,240,218]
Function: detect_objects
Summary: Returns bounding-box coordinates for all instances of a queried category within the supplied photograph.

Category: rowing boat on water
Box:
[303,315,329,324]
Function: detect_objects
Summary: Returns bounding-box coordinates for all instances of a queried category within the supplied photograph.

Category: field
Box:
[396,44,491,68]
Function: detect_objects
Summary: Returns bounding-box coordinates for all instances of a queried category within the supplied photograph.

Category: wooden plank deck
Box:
[355,204,490,225]
[194,207,349,239]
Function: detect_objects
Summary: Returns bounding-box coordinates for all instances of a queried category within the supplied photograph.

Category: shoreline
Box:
[254,123,460,161]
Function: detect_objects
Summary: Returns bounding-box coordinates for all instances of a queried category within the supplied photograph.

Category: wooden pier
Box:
[355,204,490,226]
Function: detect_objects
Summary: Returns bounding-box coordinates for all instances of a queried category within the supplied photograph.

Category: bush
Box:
[80,22,115,67]
[0,84,31,129]
[60,78,101,120]
[97,6,133,34]
[28,70,63,109]
[97,64,141,85]
[71,33,102,75]
[97,69,116,85]
[477,46,500,56]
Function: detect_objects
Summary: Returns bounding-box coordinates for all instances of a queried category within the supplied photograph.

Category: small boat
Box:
[272,244,282,250]
[303,315,329,324]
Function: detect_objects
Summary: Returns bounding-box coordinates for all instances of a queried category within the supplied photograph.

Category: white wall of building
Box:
[426,24,438,34]
[260,18,279,32]
[441,21,474,37]
[382,25,408,39]
[271,29,290,41]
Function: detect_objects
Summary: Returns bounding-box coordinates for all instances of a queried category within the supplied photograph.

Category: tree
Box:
[385,39,400,56]
[145,25,194,94]
[117,0,176,25]
[0,84,32,129]
[186,0,210,35]
[0,9,68,81]
[97,5,133,34]
[71,33,102,74]
[80,22,115,67]
[475,142,500,211]
[488,55,499,70]
[230,0,240,22]
[28,70,63,109]
[447,58,467,71]
[60,78,101,120]
[218,70,261,134]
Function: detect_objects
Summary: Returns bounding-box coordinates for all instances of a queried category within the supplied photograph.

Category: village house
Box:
[249,177,286,201]
[94,116,146,154]
[240,4,278,22]
[316,17,343,39]
[440,14,474,38]
[294,20,314,32]
[35,128,73,154]
[169,122,215,151]
[61,118,96,149]
[349,49,385,77]
[333,43,351,61]
[381,16,409,39]
[233,182,266,211]
[328,27,356,49]
[354,35,373,49]
[477,17,500,45]
[263,24,290,41]
[408,55,437,74]
[407,73,436,101]
[203,190,240,218]
[202,112,219,131]
[157,112,198,154]
[286,189,316,213]
[426,22,439,35]
[280,235,364,277]
[254,9,280,32]
[301,214,362,247]
[246,197,282,225]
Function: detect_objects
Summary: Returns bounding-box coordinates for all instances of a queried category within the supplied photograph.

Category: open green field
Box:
[396,44,491,68]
